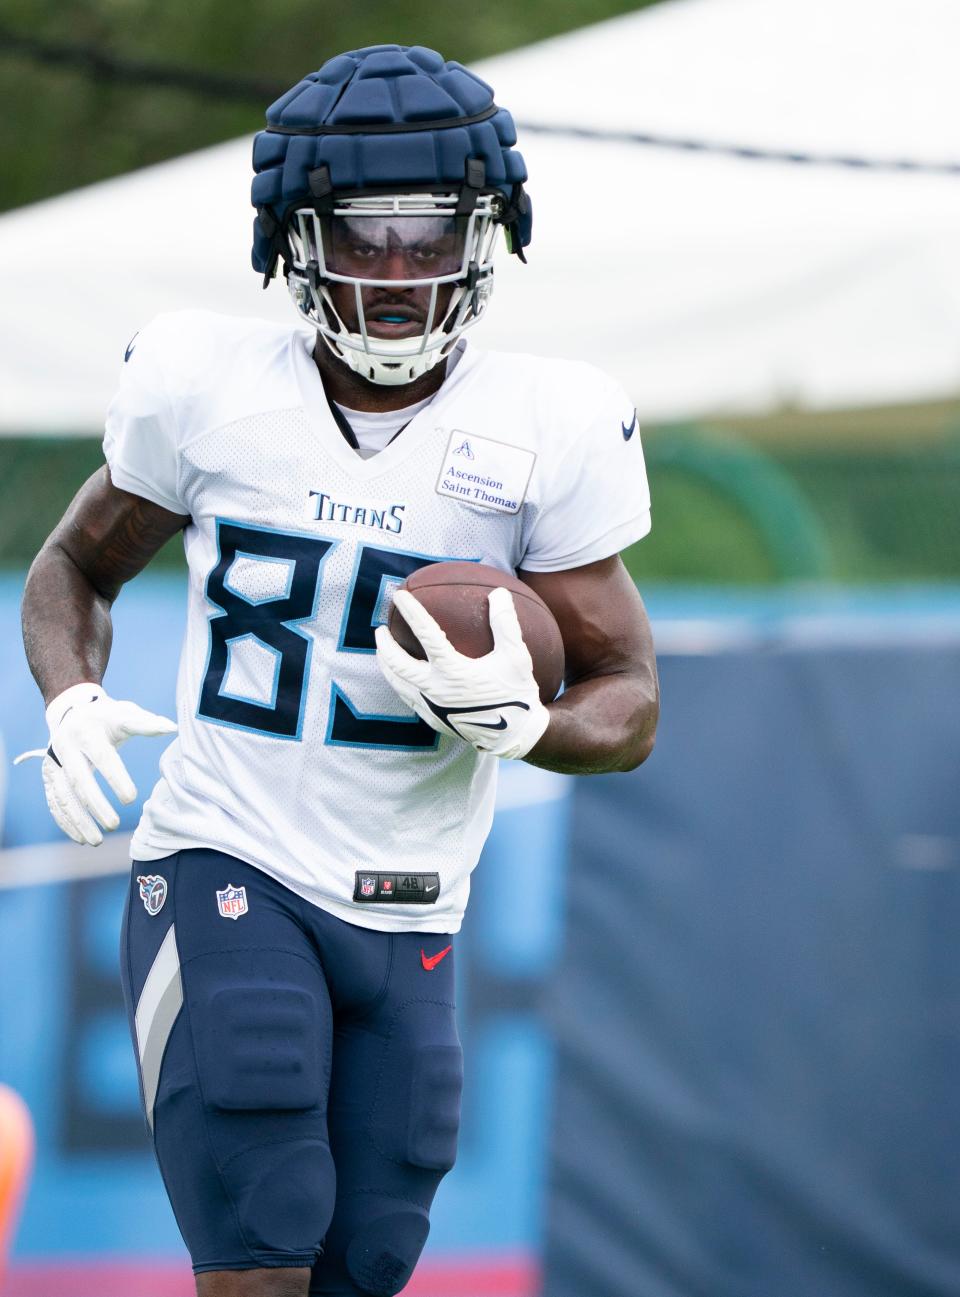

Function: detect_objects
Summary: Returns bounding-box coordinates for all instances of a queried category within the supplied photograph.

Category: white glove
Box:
[375,587,550,761]
[14,683,177,846]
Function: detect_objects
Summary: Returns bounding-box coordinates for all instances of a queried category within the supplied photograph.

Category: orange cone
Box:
[0,1085,34,1283]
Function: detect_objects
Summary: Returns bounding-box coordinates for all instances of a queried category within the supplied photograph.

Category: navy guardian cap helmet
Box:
[251,44,531,385]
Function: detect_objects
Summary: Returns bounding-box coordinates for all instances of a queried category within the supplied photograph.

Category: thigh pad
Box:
[368,999,463,1172]
[188,949,330,1112]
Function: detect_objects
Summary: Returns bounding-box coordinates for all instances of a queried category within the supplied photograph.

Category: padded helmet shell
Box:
[250,44,531,275]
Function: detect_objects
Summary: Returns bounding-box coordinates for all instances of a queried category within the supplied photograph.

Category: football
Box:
[388,561,565,704]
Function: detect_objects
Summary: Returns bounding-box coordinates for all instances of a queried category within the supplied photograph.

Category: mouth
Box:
[363,304,425,339]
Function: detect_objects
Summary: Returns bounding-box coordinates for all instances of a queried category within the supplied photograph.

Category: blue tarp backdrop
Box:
[545,631,960,1297]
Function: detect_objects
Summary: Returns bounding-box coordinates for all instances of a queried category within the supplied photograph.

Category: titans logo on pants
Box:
[137,875,168,916]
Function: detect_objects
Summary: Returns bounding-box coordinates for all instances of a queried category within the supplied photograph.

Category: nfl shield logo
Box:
[360,876,376,897]
[137,875,167,916]
[216,884,248,920]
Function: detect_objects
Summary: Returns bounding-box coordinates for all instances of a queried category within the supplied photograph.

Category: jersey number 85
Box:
[198,519,449,751]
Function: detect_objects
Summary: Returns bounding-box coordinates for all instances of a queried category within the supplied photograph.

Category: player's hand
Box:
[14,683,177,846]
[375,587,550,760]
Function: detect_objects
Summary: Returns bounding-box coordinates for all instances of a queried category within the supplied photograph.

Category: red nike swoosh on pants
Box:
[421,945,452,971]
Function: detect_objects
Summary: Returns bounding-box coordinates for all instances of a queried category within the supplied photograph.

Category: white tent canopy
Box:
[2,0,959,433]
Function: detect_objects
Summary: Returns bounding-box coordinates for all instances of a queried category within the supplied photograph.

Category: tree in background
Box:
[0,0,658,211]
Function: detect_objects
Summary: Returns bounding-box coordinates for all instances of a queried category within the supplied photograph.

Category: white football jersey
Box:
[104,311,651,932]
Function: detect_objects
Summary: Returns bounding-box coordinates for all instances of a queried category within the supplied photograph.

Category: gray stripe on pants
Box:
[134,923,183,1132]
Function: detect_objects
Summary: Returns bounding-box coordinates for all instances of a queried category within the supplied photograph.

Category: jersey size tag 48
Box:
[435,430,535,515]
[354,872,440,904]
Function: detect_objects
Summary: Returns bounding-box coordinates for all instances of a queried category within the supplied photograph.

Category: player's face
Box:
[322,214,464,340]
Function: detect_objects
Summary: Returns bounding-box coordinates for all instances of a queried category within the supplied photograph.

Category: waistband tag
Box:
[353,872,440,904]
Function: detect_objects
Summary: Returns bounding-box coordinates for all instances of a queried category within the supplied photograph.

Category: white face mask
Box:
[285,193,501,386]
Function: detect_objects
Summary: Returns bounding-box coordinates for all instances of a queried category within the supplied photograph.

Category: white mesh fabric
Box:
[221,636,282,707]
[223,554,295,604]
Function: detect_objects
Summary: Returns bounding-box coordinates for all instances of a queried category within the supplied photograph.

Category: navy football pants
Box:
[120,849,462,1295]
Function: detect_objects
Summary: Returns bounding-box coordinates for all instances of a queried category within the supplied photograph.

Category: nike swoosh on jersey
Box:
[420,695,529,740]
[622,410,638,441]
[421,945,452,971]
[124,333,139,363]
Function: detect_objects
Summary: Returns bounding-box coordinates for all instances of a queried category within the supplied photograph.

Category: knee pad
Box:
[227,1135,337,1257]
[345,1207,430,1297]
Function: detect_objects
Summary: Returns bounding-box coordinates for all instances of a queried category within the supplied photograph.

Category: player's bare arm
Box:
[520,555,658,775]
[19,468,184,846]
[22,465,188,702]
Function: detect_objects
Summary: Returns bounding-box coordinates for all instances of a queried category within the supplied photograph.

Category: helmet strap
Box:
[464,261,481,316]
[455,157,486,216]
[256,206,282,288]
[307,165,334,202]
[455,158,487,311]
[501,181,531,263]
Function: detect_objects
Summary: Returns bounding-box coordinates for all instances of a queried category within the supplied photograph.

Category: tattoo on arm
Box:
[22,467,188,704]
[518,556,660,774]
[81,490,188,599]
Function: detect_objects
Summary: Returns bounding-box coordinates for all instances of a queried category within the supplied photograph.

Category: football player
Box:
[19,45,658,1297]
